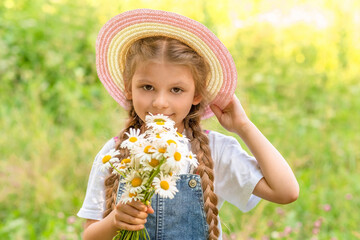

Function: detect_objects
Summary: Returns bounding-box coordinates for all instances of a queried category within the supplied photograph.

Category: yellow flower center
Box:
[189,155,193,159]
[158,148,166,153]
[129,137,137,143]
[129,192,137,198]
[121,158,131,164]
[144,145,152,154]
[155,119,165,125]
[131,177,142,187]
[160,181,170,190]
[169,172,173,176]
[102,155,111,164]
[176,132,183,137]
[167,139,177,146]
[149,159,160,167]
[174,152,181,161]
[156,134,161,139]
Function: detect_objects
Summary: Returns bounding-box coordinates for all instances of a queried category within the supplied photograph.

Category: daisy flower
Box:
[186,151,198,168]
[133,143,155,163]
[121,128,143,150]
[111,162,126,175]
[146,129,167,143]
[153,173,178,199]
[123,171,148,194]
[120,157,132,166]
[143,158,162,171]
[151,141,168,160]
[161,134,180,148]
[175,131,189,143]
[111,157,133,174]
[162,143,187,172]
[120,188,145,204]
[98,149,120,172]
[145,113,175,131]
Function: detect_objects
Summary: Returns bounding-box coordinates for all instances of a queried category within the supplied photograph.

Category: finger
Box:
[128,200,148,212]
[115,220,145,231]
[117,203,149,219]
[146,205,154,214]
[115,210,147,225]
[210,104,223,119]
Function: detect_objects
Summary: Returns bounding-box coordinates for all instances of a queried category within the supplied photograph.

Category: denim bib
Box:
[116,174,209,240]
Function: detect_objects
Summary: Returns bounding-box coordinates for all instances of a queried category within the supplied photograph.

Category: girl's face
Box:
[126,60,202,133]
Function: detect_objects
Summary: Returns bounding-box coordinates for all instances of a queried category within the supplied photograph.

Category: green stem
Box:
[136,157,166,206]
[144,157,166,188]
[113,228,150,240]
[109,162,126,178]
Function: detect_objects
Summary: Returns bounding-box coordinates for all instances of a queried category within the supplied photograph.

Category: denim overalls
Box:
[116,174,209,240]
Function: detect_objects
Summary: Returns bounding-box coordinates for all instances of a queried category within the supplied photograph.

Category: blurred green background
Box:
[1,0,359,239]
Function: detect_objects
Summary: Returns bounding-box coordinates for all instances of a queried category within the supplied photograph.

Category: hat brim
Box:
[96,8,237,119]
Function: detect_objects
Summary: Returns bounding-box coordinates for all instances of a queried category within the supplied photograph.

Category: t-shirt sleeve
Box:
[77,139,115,220]
[209,131,264,212]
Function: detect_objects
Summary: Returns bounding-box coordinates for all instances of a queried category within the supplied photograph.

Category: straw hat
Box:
[96,8,237,119]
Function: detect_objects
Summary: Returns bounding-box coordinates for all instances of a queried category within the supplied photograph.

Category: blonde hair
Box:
[103,36,220,240]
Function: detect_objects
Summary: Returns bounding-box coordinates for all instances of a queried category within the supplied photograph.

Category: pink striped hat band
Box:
[96,8,237,119]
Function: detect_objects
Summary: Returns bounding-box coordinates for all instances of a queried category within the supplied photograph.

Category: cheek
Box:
[176,95,194,113]
[133,95,146,109]
[132,93,152,119]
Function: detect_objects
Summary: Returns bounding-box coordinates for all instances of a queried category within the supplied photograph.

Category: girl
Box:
[77,9,299,240]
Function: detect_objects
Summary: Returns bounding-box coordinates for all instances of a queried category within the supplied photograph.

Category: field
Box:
[1,0,359,239]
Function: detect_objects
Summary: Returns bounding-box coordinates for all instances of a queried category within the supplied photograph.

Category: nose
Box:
[152,92,169,109]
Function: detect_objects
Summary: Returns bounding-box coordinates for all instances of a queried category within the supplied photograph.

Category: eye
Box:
[142,85,154,91]
[171,87,183,94]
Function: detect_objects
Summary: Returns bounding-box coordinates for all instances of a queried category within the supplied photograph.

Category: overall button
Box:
[189,179,197,188]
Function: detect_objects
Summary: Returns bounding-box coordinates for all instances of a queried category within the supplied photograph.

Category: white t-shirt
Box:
[77,130,263,221]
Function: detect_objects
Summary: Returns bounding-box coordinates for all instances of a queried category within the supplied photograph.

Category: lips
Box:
[148,112,174,117]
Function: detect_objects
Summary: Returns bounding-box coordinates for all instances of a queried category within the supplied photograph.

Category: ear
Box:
[124,89,132,100]
[192,94,202,105]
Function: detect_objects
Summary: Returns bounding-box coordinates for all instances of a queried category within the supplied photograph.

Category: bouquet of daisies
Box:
[99,114,198,240]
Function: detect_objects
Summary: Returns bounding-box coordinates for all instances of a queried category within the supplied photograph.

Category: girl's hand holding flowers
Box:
[113,200,154,231]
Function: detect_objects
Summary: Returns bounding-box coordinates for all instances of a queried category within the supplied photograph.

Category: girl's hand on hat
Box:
[210,94,251,133]
[113,200,154,231]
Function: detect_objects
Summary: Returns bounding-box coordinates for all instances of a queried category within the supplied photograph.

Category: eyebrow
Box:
[134,78,188,86]
[133,78,151,84]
